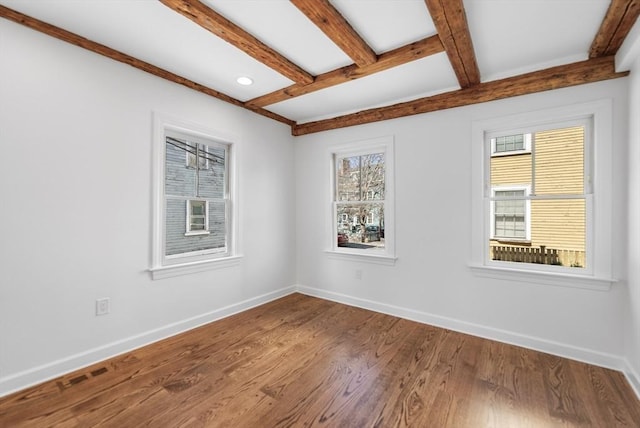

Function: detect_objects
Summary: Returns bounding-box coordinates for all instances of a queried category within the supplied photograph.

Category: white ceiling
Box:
[0,0,613,124]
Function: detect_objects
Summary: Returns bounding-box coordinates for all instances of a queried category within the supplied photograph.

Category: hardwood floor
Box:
[1,293,639,427]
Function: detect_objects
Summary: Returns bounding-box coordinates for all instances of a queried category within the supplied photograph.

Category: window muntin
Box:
[164,131,229,259]
[487,123,588,270]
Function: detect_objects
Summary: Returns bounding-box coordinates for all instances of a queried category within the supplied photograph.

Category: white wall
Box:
[295,78,630,370]
[623,54,640,395]
[0,19,296,395]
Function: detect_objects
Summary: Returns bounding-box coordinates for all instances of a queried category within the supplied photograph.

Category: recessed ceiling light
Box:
[236,76,253,86]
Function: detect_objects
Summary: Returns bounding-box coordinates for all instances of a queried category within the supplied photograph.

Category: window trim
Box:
[470,100,615,289]
[150,112,241,280]
[327,135,396,265]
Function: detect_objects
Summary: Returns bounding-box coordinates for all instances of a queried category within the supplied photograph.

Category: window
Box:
[164,132,228,259]
[470,100,614,289]
[492,188,528,240]
[186,200,209,234]
[491,133,532,156]
[488,123,588,270]
[329,136,395,263]
[151,113,240,279]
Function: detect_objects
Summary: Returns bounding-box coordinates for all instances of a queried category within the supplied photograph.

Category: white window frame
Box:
[327,135,396,265]
[185,199,210,236]
[490,185,531,242]
[491,133,532,157]
[150,112,241,280]
[470,100,615,290]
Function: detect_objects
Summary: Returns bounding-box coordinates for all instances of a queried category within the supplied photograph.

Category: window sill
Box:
[150,255,243,280]
[490,239,531,246]
[325,250,397,266]
[490,150,531,157]
[184,231,210,237]
[468,263,616,291]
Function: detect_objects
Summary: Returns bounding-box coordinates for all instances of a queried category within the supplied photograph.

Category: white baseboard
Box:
[0,286,296,398]
[623,360,640,400]
[296,285,626,373]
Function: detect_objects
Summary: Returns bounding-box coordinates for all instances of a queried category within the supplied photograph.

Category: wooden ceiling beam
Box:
[590,0,640,57]
[424,0,480,88]
[159,0,313,85]
[290,0,377,67]
[248,35,444,107]
[0,5,294,126]
[292,56,627,136]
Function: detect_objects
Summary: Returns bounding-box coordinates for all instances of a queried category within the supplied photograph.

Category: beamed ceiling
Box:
[1,0,638,136]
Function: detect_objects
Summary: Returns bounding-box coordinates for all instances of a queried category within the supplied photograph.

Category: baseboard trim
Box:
[296,285,626,373]
[623,359,640,400]
[0,285,296,398]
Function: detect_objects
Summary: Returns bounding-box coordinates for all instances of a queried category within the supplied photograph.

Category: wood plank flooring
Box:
[1,293,639,427]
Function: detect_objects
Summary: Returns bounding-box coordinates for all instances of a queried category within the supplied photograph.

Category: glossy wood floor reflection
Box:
[1,294,639,427]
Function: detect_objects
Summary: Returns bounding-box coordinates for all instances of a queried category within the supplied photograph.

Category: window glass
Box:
[494,190,526,239]
[335,152,385,251]
[489,125,586,269]
[186,142,208,170]
[164,133,228,258]
[495,134,524,152]
[188,200,207,231]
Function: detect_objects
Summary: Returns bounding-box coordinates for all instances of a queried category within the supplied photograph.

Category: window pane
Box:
[491,148,532,185]
[190,201,205,215]
[494,190,526,239]
[190,221,206,231]
[490,198,585,268]
[360,153,385,200]
[165,199,227,256]
[336,153,385,201]
[197,146,226,199]
[533,126,584,195]
[186,143,208,169]
[191,217,205,226]
[166,139,226,199]
[166,138,197,197]
[337,155,361,201]
[207,200,227,244]
[336,202,384,249]
[495,134,524,153]
[531,198,585,263]
[494,214,526,238]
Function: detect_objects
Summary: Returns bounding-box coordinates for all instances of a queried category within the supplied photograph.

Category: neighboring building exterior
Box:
[489,126,586,267]
[165,136,227,257]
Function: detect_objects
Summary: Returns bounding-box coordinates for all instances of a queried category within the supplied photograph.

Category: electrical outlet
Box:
[355,269,363,280]
[96,298,110,316]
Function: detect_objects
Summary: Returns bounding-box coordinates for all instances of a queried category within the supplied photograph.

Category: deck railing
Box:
[491,245,585,267]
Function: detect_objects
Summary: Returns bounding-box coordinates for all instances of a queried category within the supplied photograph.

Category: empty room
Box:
[2,0,640,426]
